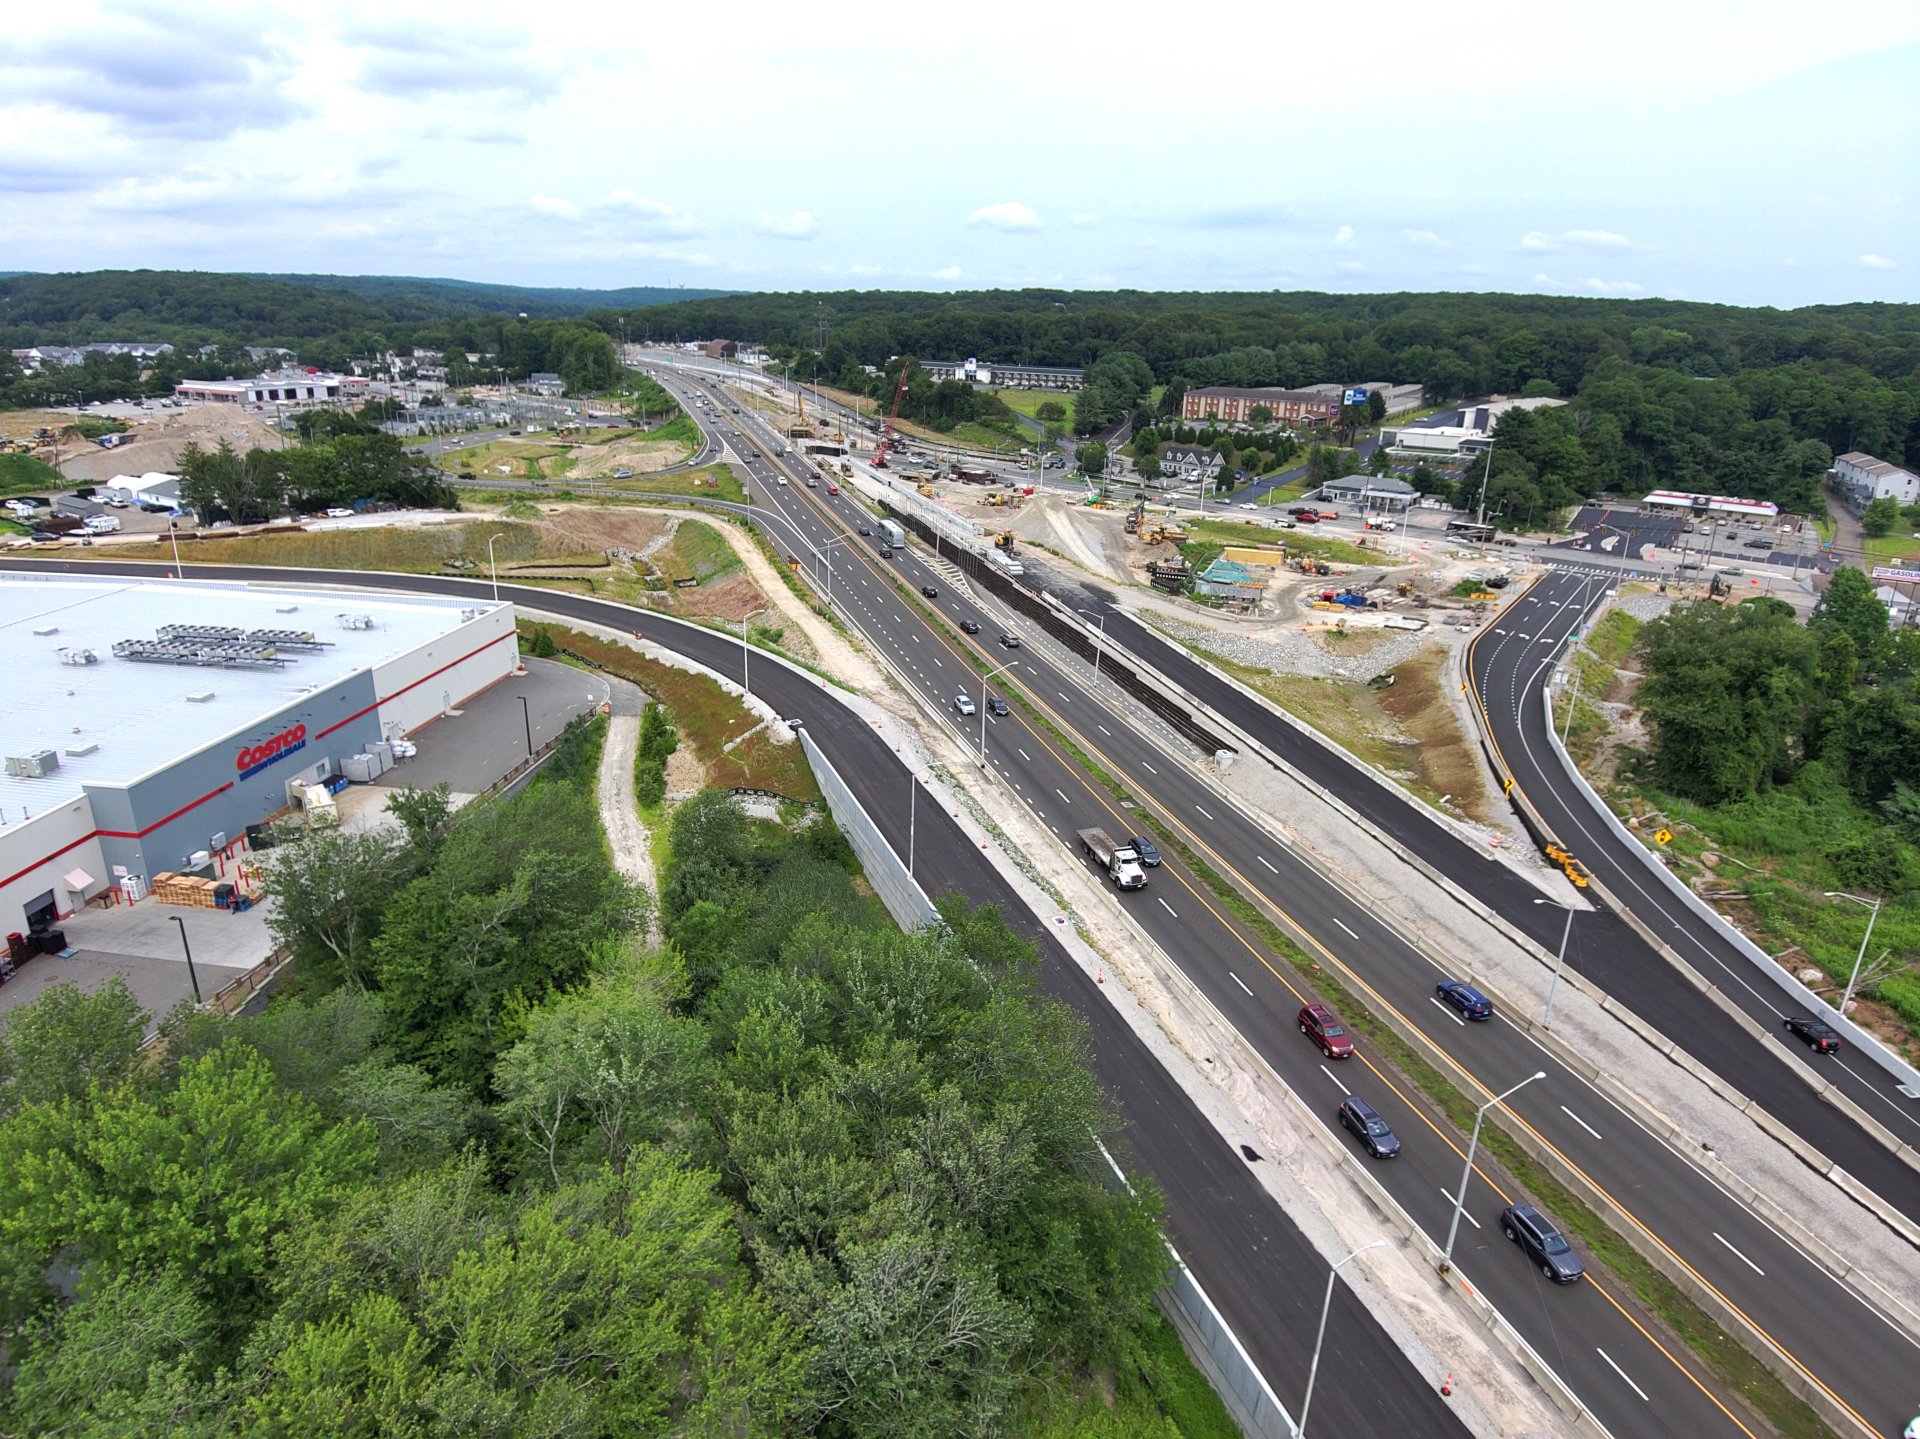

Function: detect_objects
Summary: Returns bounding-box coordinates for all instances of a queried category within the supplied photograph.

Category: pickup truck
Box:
[1077,828,1147,890]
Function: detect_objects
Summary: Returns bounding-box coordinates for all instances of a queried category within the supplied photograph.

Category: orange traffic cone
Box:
[1440,1372,1453,1398]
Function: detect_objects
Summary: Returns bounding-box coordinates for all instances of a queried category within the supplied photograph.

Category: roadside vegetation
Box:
[1577,577,1920,1058]
[0,451,63,499]
[0,700,1229,1438]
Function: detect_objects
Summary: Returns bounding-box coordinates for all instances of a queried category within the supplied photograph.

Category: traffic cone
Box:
[1096,969,1105,985]
[1440,1372,1452,1398]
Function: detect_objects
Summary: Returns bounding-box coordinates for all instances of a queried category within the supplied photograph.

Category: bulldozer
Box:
[917,483,936,498]
[1293,556,1332,576]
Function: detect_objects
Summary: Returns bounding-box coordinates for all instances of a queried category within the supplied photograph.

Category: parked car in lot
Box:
[1783,1016,1843,1053]
[1743,538,1774,550]
[1435,979,1495,1021]
[1129,834,1161,866]
[1501,1202,1585,1283]
[83,514,121,534]
[921,585,939,599]
[986,694,1009,717]
[960,619,981,635]
[954,693,976,716]
[1338,1097,1400,1159]
[1298,1002,1354,1058]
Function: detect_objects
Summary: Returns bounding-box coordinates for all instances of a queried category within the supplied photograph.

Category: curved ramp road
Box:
[1467,570,1920,1185]
[0,555,1466,1439]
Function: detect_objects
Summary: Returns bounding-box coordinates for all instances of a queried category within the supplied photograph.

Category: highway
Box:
[0,550,1464,1439]
[1467,569,1920,1177]
[31,369,1915,1436]
[643,367,1919,1439]
[622,371,1915,1436]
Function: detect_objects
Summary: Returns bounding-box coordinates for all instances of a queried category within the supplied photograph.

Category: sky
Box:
[3,0,1917,308]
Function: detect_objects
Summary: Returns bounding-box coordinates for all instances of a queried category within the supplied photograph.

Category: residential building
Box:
[9,342,173,372]
[1160,445,1222,480]
[1832,452,1920,509]
[1183,386,1341,427]
[920,359,1085,391]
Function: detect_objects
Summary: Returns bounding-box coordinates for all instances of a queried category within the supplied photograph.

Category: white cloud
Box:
[966,200,1040,231]
[529,192,579,220]
[1519,231,1558,252]
[931,264,963,280]
[1859,253,1898,270]
[1565,229,1633,248]
[1082,272,1118,286]
[755,210,816,239]
[1580,277,1644,294]
[1335,260,1367,274]
[602,189,695,234]
[1333,224,1355,248]
[1400,229,1447,247]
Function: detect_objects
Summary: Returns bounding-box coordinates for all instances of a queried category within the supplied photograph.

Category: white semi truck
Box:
[1077,828,1147,890]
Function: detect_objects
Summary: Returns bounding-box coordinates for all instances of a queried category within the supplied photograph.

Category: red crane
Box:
[870,362,912,470]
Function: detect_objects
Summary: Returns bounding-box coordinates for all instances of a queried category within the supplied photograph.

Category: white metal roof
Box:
[0,576,499,820]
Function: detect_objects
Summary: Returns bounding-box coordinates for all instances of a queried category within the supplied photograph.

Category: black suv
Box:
[986,695,1009,717]
[1501,1202,1584,1283]
[1337,1097,1400,1159]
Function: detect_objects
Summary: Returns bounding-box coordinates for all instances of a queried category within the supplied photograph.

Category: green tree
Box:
[1035,400,1065,422]
[1366,388,1388,424]
[0,976,145,1123]
[262,827,414,991]
[1248,404,1273,425]
[1811,566,1890,659]
[1861,495,1900,537]
[1077,439,1108,477]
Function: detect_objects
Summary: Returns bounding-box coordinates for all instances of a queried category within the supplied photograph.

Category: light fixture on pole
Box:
[812,534,848,610]
[1299,1239,1387,1438]
[1823,890,1883,1015]
[1531,898,1575,1027]
[169,915,203,1005]
[486,532,506,603]
[1441,1071,1546,1272]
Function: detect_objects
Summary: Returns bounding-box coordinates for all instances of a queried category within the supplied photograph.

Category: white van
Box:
[84,514,122,534]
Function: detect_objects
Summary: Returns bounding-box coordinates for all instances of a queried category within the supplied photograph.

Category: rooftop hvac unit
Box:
[31,625,59,636]
[4,750,61,779]
[461,607,486,622]
[57,647,99,666]
[337,613,374,630]
[63,742,99,757]
[276,604,299,614]
[186,691,215,703]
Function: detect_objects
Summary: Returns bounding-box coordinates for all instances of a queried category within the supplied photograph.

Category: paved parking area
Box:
[374,655,609,797]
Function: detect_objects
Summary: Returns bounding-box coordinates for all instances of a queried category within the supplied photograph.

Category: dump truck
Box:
[1077,828,1147,890]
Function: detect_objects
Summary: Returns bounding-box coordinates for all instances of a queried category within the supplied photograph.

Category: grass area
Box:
[443,437,575,480]
[1019,1315,1238,1439]
[1183,517,1374,566]
[599,461,751,505]
[524,622,820,803]
[1860,532,1920,569]
[994,388,1075,436]
[647,413,701,453]
[55,520,600,576]
[945,419,1027,453]
[1584,608,1643,666]
[0,452,62,497]
[656,518,740,585]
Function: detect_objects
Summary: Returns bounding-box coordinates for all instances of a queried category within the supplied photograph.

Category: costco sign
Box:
[236,723,308,778]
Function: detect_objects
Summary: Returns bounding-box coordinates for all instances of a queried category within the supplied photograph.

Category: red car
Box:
[826,483,840,495]
[1296,513,1321,524]
[1298,1003,1354,1058]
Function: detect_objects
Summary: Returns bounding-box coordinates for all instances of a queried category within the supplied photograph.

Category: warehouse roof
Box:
[0,575,502,817]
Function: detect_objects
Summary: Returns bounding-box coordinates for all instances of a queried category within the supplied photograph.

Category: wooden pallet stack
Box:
[152,872,219,908]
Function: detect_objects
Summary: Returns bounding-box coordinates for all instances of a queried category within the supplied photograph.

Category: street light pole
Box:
[1533,899,1575,1027]
[486,532,506,603]
[1441,1071,1546,1271]
[1092,611,1107,686]
[169,915,203,1004]
[1299,1239,1387,1438]
[1824,890,1883,1015]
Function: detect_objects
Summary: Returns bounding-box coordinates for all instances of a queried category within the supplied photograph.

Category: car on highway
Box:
[1435,979,1495,1021]
[998,632,1022,649]
[1338,1097,1400,1159]
[986,694,1009,717]
[1783,1016,1843,1053]
[1288,506,1315,517]
[1238,502,1257,511]
[858,525,872,535]
[1129,834,1161,867]
[960,619,981,635]
[1296,513,1321,524]
[921,585,939,599]
[777,476,788,486]
[1270,519,1296,529]
[954,693,976,716]
[1297,1002,1354,1058]
[323,507,354,518]
[1501,1202,1585,1283]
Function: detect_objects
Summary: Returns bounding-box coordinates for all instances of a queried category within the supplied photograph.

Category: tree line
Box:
[0,719,1193,1437]
[176,410,458,523]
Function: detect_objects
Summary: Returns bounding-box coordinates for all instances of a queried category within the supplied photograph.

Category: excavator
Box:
[1123,497,1147,535]
[991,531,1017,551]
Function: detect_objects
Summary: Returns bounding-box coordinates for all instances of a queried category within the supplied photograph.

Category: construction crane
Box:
[870,363,912,470]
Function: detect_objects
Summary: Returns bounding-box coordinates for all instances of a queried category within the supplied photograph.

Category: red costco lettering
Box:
[236,722,308,773]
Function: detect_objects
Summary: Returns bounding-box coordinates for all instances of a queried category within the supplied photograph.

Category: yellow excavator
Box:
[992,531,1017,551]
[1123,497,1147,534]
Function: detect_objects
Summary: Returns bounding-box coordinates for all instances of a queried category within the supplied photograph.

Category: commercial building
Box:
[174,371,369,407]
[1832,452,1920,509]
[1379,425,1493,458]
[1638,490,1780,522]
[920,359,1086,391]
[0,576,518,938]
[1315,475,1419,512]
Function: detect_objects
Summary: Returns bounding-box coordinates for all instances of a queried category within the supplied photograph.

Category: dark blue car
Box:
[1435,979,1495,1021]
[1129,834,1161,867]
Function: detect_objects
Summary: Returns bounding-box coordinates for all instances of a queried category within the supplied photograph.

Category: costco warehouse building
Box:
[0,576,517,937]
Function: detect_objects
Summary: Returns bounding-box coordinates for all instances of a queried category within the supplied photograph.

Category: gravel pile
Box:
[1155,615,1430,680]
[1614,594,1674,622]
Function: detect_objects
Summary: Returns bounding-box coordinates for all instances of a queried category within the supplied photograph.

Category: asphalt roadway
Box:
[1467,569,1920,1178]
[628,370,1920,1436]
[0,552,1465,1439]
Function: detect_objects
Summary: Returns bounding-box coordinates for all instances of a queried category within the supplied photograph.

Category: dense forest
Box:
[0,721,1195,1438]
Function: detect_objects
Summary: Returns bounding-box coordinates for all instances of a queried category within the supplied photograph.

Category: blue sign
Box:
[1343,387,1369,407]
